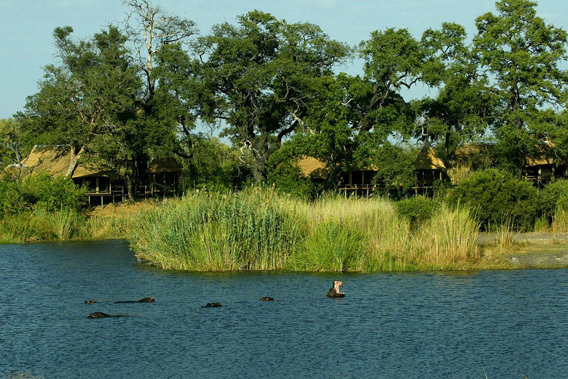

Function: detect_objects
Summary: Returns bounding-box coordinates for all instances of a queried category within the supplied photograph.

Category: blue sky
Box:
[1,0,567,120]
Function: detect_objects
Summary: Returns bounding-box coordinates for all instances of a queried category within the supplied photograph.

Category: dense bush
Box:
[0,174,87,219]
[21,174,87,212]
[0,180,27,218]
[394,196,438,228]
[448,169,539,231]
[540,179,568,220]
[266,160,320,199]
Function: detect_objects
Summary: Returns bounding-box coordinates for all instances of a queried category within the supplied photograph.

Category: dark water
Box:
[1,241,568,378]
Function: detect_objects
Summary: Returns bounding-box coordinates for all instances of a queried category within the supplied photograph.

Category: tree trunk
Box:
[65,145,86,179]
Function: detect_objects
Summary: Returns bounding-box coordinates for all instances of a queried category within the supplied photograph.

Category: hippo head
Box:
[333,280,343,294]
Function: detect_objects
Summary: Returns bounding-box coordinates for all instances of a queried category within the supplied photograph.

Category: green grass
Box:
[127,188,482,272]
[0,208,132,244]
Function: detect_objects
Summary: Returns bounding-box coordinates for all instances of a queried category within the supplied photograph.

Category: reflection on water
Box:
[1,240,568,378]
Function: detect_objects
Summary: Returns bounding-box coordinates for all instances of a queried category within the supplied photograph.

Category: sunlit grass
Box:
[127,188,483,272]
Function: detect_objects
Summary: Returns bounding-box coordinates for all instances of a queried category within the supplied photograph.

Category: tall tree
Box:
[18,26,142,198]
[419,22,495,159]
[123,0,198,164]
[357,28,423,137]
[474,0,568,171]
[193,11,350,182]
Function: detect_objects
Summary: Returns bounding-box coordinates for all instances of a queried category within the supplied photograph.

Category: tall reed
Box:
[552,209,568,233]
[128,189,302,271]
[0,208,134,244]
[128,189,482,272]
[412,204,480,269]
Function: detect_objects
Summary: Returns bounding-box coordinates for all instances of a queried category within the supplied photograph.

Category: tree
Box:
[419,22,495,159]
[18,26,142,198]
[0,118,24,180]
[193,11,350,182]
[474,0,568,172]
[122,0,198,164]
[123,0,196,104]
[357,28,423,137]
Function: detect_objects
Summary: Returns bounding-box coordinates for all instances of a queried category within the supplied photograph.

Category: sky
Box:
[1,0,568,120]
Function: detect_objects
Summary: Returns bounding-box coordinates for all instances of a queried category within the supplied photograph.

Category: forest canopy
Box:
[2,0,567,199]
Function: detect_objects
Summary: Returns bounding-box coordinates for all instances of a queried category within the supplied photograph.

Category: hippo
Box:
[114,297,155,304]
[260,297,274,301]
[202,302,223,308]
[85,300,96,304]
[88,312,123,319]
[326,280,345,298]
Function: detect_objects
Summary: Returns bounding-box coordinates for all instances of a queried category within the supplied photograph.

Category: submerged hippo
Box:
[202,302,223,308]
[85,300,96,304]
[260,297,274,302]
[114,297,155,304]
[326,280,345,298]
[88,312,123,319]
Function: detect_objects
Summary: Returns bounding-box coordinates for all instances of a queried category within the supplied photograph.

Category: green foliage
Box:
[179,136,250,191]
[474,0,568,171]
[0,118,25,171]
[0,174,87,219]
[288,222,365,272]
[266,141,321,198]
[0,180,27,218]
[192,11,350,181]
[448,169,539,230]
[395,196,438,228]
[266,161,318,199]
[355,141,418,191]
[20,174,87,213]
[540,179,568,220]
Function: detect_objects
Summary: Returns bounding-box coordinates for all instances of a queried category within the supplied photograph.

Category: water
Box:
[1,240,568,378]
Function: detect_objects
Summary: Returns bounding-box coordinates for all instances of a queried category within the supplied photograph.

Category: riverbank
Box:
[3,193,568,272]
[480,232,568,269]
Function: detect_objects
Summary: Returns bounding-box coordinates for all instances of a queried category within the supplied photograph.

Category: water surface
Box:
[1,240,567,378]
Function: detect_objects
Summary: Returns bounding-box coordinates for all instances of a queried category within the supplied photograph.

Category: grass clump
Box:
[128,189,302,271]
[128,189,482,273]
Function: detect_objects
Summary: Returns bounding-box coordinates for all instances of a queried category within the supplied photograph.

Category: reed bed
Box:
[0,209,133,244]
[128,188,481,272]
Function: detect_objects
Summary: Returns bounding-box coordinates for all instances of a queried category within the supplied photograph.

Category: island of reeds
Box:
[127,188,482,272]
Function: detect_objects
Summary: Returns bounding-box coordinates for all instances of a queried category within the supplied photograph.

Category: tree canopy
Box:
[6,0,568,197]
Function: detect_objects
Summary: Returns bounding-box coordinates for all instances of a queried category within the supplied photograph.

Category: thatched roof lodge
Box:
[523,139,564,186]
[19,145,181,205]
[20,145,123,205]
[21,145,112,179]
[296,144,448,196]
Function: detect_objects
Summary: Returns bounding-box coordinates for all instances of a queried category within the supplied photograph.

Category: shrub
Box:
[20,174,87,212]
[0,180,27,218]
[266,160,319,199]
[394,196,438,228]
[540,179,568,219]
[448,169,539,231]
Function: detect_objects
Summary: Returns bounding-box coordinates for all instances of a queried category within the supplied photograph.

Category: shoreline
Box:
[479,232,568,269]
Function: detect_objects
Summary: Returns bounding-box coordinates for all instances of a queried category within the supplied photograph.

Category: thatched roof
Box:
[414,145,446,170]
[526,140,556,167]
[148,157,182,173]
[297,157,328,179]
[21,145,109,179]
